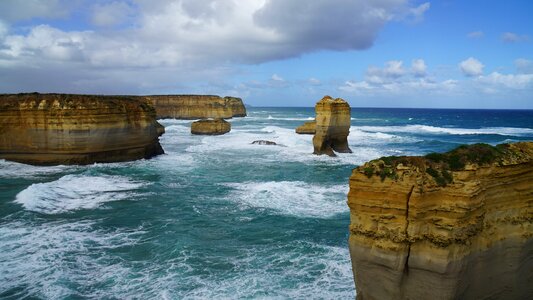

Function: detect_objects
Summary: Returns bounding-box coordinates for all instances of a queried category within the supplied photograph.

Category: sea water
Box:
[1,107,532,299]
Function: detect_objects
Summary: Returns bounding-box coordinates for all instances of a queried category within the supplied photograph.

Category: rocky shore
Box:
[347,142,533,299]
[0,93,164,165]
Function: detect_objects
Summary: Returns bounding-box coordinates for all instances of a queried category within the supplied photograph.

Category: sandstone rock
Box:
[347,142,533,300]
[191,118,231,135]
[295,120,316,134]
[143,95,246,119]
[251,140,278,146]
[0,93,164,165]
[312,96,352,156]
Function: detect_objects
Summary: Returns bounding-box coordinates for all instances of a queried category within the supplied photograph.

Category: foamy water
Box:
[1,107,532,298]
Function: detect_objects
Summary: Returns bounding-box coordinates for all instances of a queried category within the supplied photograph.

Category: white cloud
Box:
[411,59,427,77]
[408,2,431,22]
[477,72,533,90]
[91,1,134,27]
[467,31,484,39]
[459,57,484,77]
[271,74,284,81]
[0,0,69,22]
[515,58,533,74]
[501,32,530,43]
[309,78,321,85]
[0,0,430,93]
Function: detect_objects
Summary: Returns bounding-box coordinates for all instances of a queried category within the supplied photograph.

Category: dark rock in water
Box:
[0,93,165,166]
[251,140,278,146]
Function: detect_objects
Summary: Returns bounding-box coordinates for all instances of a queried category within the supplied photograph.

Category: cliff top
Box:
[357,142,533,186]
[316,95,348,105]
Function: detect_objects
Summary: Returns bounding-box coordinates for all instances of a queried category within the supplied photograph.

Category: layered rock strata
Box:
[313,96,352,156]
[143,95,246,119]
[347,142,533,300]
[0,93,165,165]
[295,120,316,134]
[191,118,231,135]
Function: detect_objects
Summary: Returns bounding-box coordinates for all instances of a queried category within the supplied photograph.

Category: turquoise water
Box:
[1,107,533,299]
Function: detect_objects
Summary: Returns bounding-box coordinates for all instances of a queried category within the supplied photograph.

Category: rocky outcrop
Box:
[143,95,246,119]
[347,142,533,300]
[252,140,278,146]
[295,120,316,134]
[0,93,165,165]
[191,118,231,135]
[313,96,352,156]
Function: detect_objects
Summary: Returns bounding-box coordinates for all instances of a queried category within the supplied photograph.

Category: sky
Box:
[0,0,532,108]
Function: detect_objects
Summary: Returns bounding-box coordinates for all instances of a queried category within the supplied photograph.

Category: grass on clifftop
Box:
[364,143,512,187]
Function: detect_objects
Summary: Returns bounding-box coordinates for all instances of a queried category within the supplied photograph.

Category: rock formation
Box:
[313,96,352,156]
[347,142,533,300]
[295,120,316,135]
[0,93,165,165]
[143,95,246,119]
[251,140,279,146]
[191,118,231,135]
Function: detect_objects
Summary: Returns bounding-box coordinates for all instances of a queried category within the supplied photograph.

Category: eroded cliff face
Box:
[295,120,316,135]
[0,93,164,165]
[143,95,246,119]
[313,96,352,156]
[347,142,533,300]
[191,118,231,135]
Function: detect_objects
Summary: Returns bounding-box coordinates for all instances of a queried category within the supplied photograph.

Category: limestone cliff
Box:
[191,118,231,135]
[347,142,533,300]
[295,120,316,134]
[0,93,164,165]
[143,95,246,119]
[313,96,352,156]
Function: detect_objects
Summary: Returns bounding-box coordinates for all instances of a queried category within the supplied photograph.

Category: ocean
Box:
[1,107,533,299]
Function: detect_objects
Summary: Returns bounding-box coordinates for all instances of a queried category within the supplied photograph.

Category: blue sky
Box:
[0,0,532,108]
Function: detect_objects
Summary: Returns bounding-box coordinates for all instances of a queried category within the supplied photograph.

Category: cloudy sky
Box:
[0,0,532,108]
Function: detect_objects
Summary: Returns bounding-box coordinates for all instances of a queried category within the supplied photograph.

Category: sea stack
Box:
[191,118,231,135]
[295,120,316,135]
[143,95,247,119]
[313,96,352,156]
[0,93,165,165]
[347,142,533,300]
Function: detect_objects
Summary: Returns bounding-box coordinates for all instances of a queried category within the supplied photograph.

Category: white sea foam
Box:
[15,175,148,214]
[223,181,349,218]
[357,124,533,136]
[0,159,76,179]
[0,220,147,299]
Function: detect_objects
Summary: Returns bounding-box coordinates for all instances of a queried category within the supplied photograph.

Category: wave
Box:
[0,160,77,179]
[15,174,148,214]
[357,125,533,136]
[223,181,348,218]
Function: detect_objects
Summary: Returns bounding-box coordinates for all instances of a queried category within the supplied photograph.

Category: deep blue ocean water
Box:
[1,107,532,299]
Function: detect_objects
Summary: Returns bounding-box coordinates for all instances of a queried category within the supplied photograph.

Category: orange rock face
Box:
[295,120,316,134]
[347,142,533,300]
[0,93,165,165]
[313,96,352,156]
[143,95,246,119]
[191,118,231,135]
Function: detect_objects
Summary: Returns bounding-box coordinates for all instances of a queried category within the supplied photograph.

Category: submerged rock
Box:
[313,96,352,156]
[295,120,316,135]
[347,142,533,300]
[0,93,164,165]
[191,118,231,135]
[251,140,278,146]
[143,95,246,119]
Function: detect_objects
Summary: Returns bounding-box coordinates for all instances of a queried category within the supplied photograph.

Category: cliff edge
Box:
[143,95,246,119]
[348,142,533,300]
[0,93,165,165]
